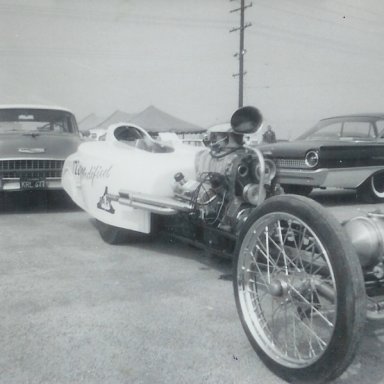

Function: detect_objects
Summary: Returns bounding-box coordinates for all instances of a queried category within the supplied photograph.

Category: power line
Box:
[247,21,384,62]
[255,1,384,36]
[0,3,233,29]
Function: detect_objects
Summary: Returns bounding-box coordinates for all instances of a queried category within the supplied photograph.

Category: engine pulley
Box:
[242,183,266,206]
[254,158,277,184]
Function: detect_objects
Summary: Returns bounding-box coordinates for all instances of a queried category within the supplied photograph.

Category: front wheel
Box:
[233,195,366,383]
[357,172,384,203]
[96,220,146,244]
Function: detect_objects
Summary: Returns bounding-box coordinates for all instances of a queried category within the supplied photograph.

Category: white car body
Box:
[62,123,200,233]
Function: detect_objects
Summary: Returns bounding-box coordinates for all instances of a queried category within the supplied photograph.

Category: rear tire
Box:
[233,195,366,383]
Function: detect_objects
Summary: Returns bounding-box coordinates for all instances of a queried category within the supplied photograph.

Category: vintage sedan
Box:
[0,105,81,192]
[261,114,384,202]
[62,107,384,383]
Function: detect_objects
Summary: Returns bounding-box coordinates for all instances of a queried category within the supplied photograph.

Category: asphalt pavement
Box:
[1,190,384,384]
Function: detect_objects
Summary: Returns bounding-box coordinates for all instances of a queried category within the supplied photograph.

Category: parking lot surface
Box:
[1,190,384,384]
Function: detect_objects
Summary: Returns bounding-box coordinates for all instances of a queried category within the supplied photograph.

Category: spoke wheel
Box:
[234,195,366,383]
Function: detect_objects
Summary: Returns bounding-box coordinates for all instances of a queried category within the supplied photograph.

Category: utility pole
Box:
[230,0,252,108]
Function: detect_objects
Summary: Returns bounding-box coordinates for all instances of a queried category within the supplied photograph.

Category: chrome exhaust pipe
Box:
[118,190,194,215]
[119,198,177,215]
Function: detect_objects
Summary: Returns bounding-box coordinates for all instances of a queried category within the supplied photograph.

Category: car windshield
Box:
[298,117,383,141]
[0,108,76,134]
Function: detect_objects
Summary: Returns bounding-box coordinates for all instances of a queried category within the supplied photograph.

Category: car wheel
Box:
[281,184,313,196]
[233,195,366,383]
[96,220,144,244]
[357,172,384,203]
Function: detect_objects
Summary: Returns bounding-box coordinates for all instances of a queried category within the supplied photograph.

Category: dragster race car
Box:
[62,107,384,383]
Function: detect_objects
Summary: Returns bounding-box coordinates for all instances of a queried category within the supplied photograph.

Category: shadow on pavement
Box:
[87,188,379,285]
[336,320,384,383]
[161,236,234,280]
[88,217,234,282]
[0,190,79,214]
[309,188,359,206]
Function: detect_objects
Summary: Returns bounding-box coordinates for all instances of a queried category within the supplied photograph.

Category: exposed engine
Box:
[116,105,384,301]
[118,106,278,256]
[107,105,384,326]
[172,145,278,234]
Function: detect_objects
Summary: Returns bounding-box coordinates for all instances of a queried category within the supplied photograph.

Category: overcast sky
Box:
[1,0,384,138]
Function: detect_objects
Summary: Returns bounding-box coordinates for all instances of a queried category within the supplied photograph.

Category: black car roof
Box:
[320,113,384,121]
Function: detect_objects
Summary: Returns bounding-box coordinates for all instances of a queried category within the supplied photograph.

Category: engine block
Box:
[195,148,256,194]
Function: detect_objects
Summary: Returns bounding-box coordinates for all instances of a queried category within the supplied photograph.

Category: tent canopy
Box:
[93,105,204,134]
[96,110,135,130]
[78,113,104,132]
[128,105,204,134]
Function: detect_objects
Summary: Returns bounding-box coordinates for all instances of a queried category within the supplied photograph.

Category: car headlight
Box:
[305,150,319,168]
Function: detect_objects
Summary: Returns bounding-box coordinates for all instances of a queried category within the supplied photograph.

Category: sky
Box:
[1,0,384,138]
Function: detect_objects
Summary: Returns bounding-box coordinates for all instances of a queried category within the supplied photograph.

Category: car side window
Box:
[342,121,376,138]
[376,120,384,138]
[311,122,341,139]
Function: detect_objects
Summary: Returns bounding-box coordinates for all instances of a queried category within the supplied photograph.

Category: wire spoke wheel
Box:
[238,212,336,366]
[234,195,366,383]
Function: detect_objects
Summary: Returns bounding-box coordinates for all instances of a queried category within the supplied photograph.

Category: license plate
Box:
[20,179,46,190]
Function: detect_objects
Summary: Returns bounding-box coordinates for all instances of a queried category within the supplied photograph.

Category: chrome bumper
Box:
[0,177,62,191]
[276,166,384,188]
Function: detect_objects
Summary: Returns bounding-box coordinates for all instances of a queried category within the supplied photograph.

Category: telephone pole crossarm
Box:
[229,0,252,108]
[229,22,252,33]
[230,2,252,13]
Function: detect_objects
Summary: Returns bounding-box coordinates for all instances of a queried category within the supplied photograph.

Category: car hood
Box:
[259,139,384,157]
[0,133,81,159]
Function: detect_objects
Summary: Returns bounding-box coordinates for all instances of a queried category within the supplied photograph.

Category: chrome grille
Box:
[0,159,64,178]
[276,159,307,169]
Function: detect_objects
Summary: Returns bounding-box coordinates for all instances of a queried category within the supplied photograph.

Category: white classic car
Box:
[62,108,384,384]
[63,122,201,241]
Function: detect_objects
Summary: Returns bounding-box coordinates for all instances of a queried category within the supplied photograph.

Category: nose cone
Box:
[343,217,380,267]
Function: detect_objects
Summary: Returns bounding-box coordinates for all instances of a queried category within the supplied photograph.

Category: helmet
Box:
[206,123,232,150]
